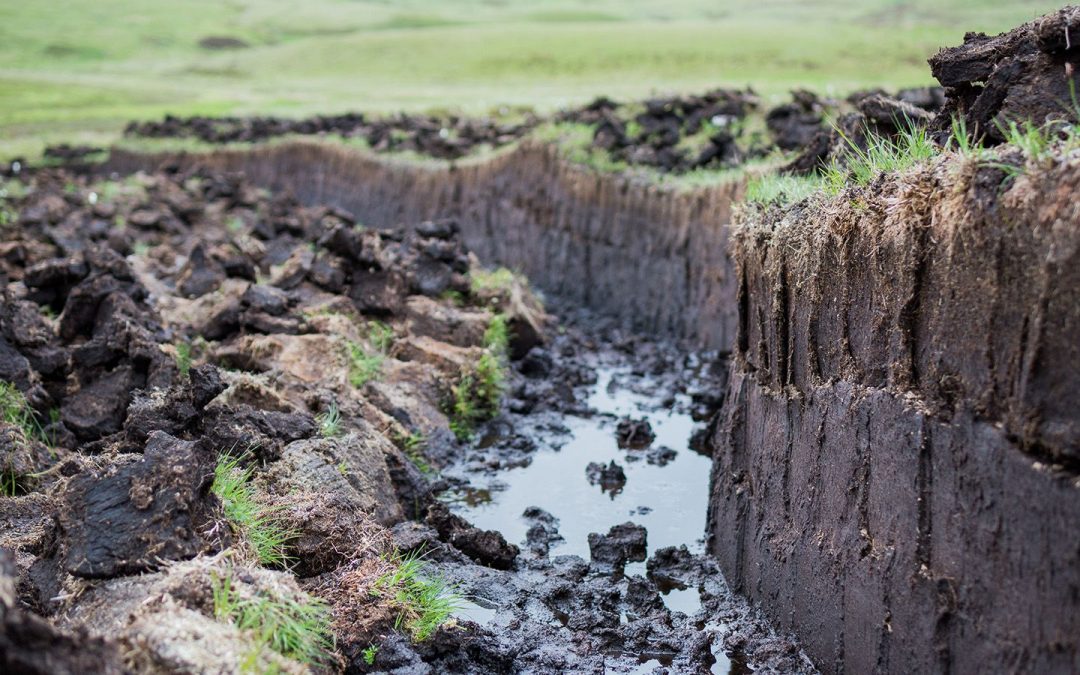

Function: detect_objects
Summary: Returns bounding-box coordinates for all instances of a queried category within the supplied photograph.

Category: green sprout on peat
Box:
[362,644,378,665]
[317,401,342,438]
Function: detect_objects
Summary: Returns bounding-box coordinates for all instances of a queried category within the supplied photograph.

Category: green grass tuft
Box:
[366,321,395,353]
[176,340,193,378]
[824,122,937,193]
[346,322,395,389]
[0,380,52,454]
[444,313,509,442]
[393,429,433,475]
[0,381,39,440]
[946,115,979,158]
[372,550,461,642]
[744,173,824,205]
[317,401,342,438]
[473,352,505,415]
[469,267,517,295]
[362,644,378,665]
[483,313,509,357]
[211,454,296,567]
[347,341,383,389]
[212,571,335,667]
[438,289,465,307]
[446,374,479,442]
[1,470,20,497]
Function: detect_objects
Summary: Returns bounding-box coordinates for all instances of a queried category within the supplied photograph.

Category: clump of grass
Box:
[346,322,396,389]
[823,123,937,194]
[990,116,1080,176]
[998,118,1054,167]
[211,454,296,567]
[469,267,516,295]
[946,115,980,158]
[393,429,433,475]
[367,321,395,353]
[0,381,39,440]
[447,374,480,442]
[1,470,20,497]
[372,550,461,642]
[535,121,629,173]
[0,381,51,455]
[317,401,342,438]
[176,341,192,378]
[347,341,383,389]
[473,352,505,414]
[744,173,824,206]
[483,313,509,356]
[0,180,24,229]
[439,289,465,306]
[212,571,335,667]
[362,645,378,665]
[444,314,509,442]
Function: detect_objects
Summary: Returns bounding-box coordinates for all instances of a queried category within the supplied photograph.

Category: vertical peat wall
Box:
[707,160,1080,673]
[106,141,740,350]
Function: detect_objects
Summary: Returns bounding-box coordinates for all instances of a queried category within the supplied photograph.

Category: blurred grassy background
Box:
[0,0,1063,158]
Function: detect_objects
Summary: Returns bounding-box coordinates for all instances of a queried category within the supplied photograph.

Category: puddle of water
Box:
[449,366,713,564]
[444,359,757,675]
[706,621,754,675]
[452,597,499,626]
[659,583,702,615]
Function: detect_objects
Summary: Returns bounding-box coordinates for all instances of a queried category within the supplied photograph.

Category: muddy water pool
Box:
[439,350,756,672]
[447,364,711,574]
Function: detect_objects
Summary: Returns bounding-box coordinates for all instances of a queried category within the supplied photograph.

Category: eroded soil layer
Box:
[105,141,740,351]
[707,158,1080,673]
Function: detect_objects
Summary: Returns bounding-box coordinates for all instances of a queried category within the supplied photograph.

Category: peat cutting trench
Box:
[3,7,1080,675]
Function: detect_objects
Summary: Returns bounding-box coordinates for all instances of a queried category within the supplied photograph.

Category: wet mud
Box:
[419,315,814,674]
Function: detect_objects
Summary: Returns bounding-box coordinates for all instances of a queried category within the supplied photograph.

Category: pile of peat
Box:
[124,111,541,161]
[0,165,812,673]
[117,86,947,175]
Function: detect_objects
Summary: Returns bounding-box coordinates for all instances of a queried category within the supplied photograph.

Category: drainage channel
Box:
[424,327,810,674]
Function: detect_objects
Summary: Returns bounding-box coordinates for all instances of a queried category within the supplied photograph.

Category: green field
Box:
[0,0,1063,159]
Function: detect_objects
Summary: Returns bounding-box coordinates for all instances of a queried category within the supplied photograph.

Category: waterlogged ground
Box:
[447,364,711,580]
[428,330,814,674]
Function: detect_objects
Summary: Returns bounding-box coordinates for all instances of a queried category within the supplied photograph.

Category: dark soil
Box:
[928,5,1080,143]
[116,84,948,175]
[557,88,765,172]
[0,163,811,673]
[124,111,541,160]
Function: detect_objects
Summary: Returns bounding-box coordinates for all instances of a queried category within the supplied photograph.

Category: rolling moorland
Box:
[0,0,1064,158]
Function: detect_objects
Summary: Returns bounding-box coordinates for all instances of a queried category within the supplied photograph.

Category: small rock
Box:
[616,417,655,449]
[585,460,627,495]
[426,502,519,570]
[646,446,677,466]
[177,243,225,298]
[588,522,647,568]
[519,347,554,378]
